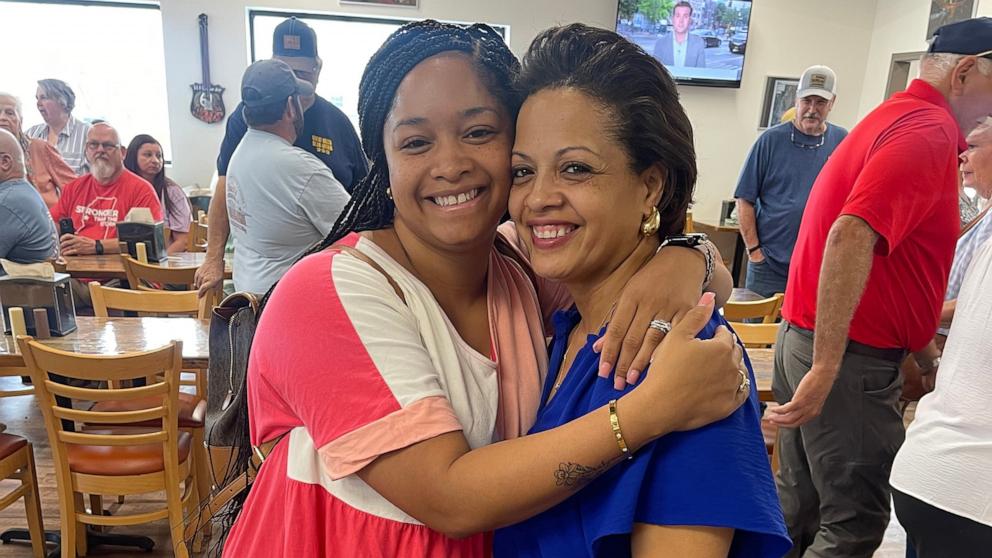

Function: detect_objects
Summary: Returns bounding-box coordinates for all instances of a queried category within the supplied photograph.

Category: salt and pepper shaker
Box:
[32,308,51,338]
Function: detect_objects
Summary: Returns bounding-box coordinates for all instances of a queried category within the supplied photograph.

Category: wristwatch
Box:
[659,233,714,287]
[94,239,104,255]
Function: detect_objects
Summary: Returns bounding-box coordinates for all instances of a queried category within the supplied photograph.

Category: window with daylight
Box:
[0,0,171,159]
[250,10,509,131]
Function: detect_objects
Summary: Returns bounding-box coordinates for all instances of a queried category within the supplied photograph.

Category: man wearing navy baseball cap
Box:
[223,59,350,295]
[771,17,992,558]
[196,17,368,296]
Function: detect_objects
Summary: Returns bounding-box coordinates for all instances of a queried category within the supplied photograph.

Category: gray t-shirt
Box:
[0,177,57,274]
[226,129,350,294]
[733,122,848,277]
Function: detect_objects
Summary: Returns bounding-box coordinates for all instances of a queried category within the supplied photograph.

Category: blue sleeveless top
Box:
[493,308,791,558]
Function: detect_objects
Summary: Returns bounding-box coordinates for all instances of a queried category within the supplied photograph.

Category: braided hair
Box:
[208,20,520,554]
[298,20,520,267]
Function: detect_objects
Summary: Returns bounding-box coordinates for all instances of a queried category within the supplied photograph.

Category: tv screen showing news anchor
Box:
[616,0,753,87]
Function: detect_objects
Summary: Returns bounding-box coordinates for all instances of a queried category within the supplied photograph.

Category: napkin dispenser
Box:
[117,222,168,262]
[0,272,76,336]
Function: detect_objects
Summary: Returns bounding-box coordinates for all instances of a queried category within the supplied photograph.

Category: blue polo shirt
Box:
[734,122,847,277]
[217,95,368,192]
[0,178,57,274]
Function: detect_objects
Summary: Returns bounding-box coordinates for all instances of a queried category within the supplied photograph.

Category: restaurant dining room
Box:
[2,0,991,557]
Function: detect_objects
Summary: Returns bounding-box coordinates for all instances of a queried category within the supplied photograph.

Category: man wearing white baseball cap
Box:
[734,65,848,298]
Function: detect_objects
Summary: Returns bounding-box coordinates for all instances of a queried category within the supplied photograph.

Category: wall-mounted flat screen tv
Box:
[615,0,753,88]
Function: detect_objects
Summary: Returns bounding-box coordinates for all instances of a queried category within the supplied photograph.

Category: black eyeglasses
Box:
[85,141,119,151]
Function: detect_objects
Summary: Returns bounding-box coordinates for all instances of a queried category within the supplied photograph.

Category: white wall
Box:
[859,0,992,119]
[159,0,879,221]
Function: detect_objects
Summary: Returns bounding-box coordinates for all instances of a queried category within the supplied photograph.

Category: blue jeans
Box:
[745,260,788,298]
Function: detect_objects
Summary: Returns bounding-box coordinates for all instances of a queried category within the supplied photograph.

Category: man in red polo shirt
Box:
[768,18,992,557]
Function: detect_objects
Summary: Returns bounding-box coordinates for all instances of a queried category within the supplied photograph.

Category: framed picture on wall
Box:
[759,76,799,129]
[927,0,978,39]
[340,0,418,7]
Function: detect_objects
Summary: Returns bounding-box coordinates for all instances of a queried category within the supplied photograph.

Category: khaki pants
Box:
[773,322,905,558]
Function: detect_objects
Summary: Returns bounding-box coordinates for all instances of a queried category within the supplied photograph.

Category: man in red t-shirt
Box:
[766,19,992,557]
[53,122,162,256]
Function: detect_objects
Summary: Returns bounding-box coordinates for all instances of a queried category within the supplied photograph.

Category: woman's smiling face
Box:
[383,52,514,253]
[509,87,663,287]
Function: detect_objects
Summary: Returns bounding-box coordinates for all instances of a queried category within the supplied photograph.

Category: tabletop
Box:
[1,316,210,369]
[747,347,774,402]
[59,252,233,281]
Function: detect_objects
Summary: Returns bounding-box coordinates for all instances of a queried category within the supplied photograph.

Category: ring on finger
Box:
[737,367,750,394]
[648,319,672,335]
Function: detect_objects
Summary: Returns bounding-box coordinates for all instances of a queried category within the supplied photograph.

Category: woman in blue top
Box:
[494,25,791,557]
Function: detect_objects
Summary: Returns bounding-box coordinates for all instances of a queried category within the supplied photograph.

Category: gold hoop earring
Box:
[386,187,393,200]
[640,206,660,237]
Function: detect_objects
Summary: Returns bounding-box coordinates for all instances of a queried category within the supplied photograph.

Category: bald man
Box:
[0,128,57,273]
[52,122,162,257]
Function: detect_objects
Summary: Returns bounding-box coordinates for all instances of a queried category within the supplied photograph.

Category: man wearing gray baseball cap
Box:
[224,59,350,295]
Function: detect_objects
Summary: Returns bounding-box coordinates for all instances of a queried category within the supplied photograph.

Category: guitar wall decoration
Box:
[190,13,226,124]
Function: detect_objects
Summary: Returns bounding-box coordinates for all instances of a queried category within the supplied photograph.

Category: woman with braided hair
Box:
[221,20,746,557]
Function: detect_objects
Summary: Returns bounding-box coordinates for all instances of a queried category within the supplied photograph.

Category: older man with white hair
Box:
[769,17,992,557]
[889,117,992,556]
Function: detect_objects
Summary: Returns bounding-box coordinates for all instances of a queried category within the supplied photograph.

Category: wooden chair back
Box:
[17,336,183,456]
[121,254,198,290]
[723,293,784,323]
[187,214,208,253]
[0,367,33,398]
[684,211,695,233]
[16,336,192,556]
[89,282,210,319]
[729,322,780,348]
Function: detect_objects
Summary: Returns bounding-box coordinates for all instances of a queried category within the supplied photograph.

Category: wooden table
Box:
[747,347,774,402]
[59,252,233,281]
[694,219,746,287]
[0,316,210,369]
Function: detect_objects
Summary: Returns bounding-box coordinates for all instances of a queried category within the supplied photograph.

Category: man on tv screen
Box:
[653,1,707,68]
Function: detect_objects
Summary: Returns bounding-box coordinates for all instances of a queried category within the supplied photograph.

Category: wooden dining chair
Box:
[729,322,780,348]
[17,336,196,558]
[722,292,784,323]
[683,211,695,233]
[87,282,212,536]
[0,367,33,398]
[0,432,46,557]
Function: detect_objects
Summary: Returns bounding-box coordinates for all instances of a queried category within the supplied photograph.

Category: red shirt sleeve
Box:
[129,175,164,221]
[841,120,957,256]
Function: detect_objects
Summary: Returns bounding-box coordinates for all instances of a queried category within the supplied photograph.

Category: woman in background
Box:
[124,134,192,254]
[493,24,790,557]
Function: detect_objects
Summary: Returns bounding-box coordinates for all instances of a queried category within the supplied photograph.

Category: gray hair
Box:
[0,92,22,119]
[968,115,992,140]
[37,78,76,113]
[920,53,992,81]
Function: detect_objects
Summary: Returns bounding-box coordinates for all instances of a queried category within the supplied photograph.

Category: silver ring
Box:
[737,367,751,394]
[648,319,672,335]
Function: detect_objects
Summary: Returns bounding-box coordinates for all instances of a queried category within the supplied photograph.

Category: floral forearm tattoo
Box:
[554,459,612,489]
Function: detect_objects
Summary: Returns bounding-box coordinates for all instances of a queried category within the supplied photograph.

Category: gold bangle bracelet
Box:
[608,399,633,460]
